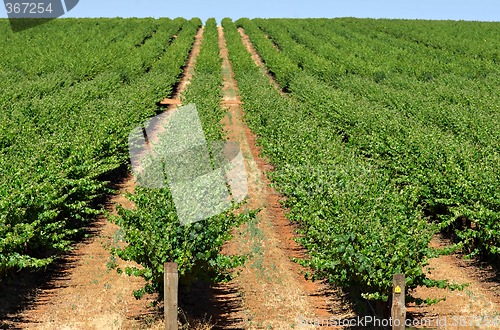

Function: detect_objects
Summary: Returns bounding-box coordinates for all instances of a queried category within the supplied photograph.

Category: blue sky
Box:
[1,0,499,22]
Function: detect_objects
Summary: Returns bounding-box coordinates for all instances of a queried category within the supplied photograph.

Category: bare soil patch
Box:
[407,236,500,329]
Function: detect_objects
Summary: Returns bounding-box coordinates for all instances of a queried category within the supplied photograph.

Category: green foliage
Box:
[226,17,500,302]
[2,15,497,307]
[114,188,252,297]
[0,18,200,274]
[241,18,500,260]
[112,18,254,297]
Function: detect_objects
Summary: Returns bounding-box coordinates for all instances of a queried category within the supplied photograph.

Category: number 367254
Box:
[5,2,54,14]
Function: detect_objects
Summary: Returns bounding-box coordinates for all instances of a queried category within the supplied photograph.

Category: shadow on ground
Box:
[0,165,127,329]
[0,222,101,329]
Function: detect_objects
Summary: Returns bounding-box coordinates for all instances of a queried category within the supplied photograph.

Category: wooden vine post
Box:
[164,262,179,330]
[391,273,406,330]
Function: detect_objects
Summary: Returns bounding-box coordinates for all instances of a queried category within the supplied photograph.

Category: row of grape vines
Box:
[223,16,499,303]
[112,18,254,297]
[0,18,200,275]
[238,17,500,258]
[2,15,497,309]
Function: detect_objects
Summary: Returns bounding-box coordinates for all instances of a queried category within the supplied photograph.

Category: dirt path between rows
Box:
[407,236,500,329]
[213,26,354,330]
[238,28,285,95]
[236,27,500,330]
[6,28,205,330]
